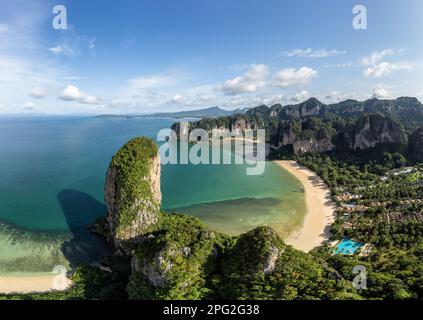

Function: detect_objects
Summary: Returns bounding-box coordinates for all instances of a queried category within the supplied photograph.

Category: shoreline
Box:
[0,274,71,294]
[0,160,333,294]
[274,160,336,253]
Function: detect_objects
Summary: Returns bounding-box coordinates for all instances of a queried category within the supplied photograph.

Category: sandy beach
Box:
[0,275,71,294]
[274,160,336,253]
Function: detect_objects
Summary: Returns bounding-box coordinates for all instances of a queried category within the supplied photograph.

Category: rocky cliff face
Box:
[353,114,407,150]
[101,136,352,300]
[221,227,284,278]
[279,122,298,145]
[270,104,283,118]
[282,98,323,119]
[128,214,222,299]
[330,99,364,114]
[230,118,256,134]
[293,138,335,154]
[105,137,162,251]
[409,127,423,161]
[174,97,422,156]
[276,119,336,154]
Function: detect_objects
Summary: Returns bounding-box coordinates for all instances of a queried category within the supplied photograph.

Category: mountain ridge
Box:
[171,96,423,159]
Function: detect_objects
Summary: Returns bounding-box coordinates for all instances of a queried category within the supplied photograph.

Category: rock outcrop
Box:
[128,214,222,300]
[353,114,407,150]
[178,98,415,155]
[100,136,354,300]
[105,137,162,251]
[409,127,423,161]
[280,122,299,145]
[281,97,324,119]
[230,118,256,134]
[293,138,335,154]
[221,227,284,278]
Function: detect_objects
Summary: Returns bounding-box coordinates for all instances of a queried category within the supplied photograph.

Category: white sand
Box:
[0,275,71,294]
[275,160,336,253]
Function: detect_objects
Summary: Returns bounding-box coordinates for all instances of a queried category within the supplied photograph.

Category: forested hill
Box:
[172,97,423,160]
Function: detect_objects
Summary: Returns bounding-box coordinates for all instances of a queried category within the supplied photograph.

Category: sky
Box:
[0,0,422,114]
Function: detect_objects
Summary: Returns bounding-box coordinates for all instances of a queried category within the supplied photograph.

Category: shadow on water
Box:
[57,189,111,269]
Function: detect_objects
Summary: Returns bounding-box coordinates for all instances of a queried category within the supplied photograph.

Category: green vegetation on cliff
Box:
[4,123,422,300]
[108,137,161,238]
[173,97,421,158]
[128,213,230,300]
[127,217,356,300]
[215,227,357,300]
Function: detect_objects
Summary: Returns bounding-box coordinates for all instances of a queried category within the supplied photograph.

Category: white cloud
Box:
[363,62,412,78]
[0,55,65,112]
[0,6,94,113]
[218,64,269,95]
[273,67,317,88]
[89,38,97,49]
[127,75,173,91]
[60,85,100,105]
[48,45,75,55]
[290,90,310,102]
[172,94,184,103]
[360,49,411,78]
[30,86,47,98]
[80,95,99,105]
[47,24,86,58]
[0,23,9,33]
[323,91,357,103]
[49,46,62,54]
[261,94,284,106]
[225,94,284,108]
[24,102,35,109]
[178,91,217,108]
[60,85,81,101]
[109,99,125,107]
[360,49,403,66]
[371,84,393,99]
[324,62,353,68]
[281,48,346,58]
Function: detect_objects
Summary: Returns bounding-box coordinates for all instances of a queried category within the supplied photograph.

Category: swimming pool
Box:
[334,238,364,255]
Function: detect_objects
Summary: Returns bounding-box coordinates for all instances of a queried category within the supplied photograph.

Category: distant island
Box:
[95,106,247,120]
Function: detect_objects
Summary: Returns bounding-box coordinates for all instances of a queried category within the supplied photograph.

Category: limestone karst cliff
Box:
[409,127,423,161]
[172,97,418,156]
[101,137,354,300]
[352,114,407,150]
[105,137,162,251]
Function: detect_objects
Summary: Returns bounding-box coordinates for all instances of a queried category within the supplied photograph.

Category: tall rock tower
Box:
[104,137,162,251]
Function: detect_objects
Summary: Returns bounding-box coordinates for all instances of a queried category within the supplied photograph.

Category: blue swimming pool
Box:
[334,238,364,255]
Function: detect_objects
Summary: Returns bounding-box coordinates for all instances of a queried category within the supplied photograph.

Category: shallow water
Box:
[0,115,305,273]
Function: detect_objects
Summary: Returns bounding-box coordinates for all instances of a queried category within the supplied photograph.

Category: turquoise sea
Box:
[0,116,306,274]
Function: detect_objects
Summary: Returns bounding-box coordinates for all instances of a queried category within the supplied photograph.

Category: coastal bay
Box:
[0,116,308,293]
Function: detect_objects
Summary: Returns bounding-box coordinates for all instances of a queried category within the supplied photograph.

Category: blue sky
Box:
[0,0,422,114]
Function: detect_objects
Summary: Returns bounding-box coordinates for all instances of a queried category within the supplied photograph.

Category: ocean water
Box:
[0,115,306,274]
